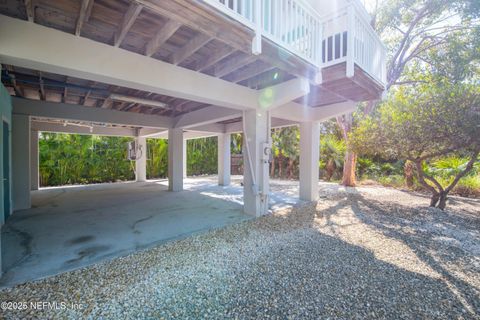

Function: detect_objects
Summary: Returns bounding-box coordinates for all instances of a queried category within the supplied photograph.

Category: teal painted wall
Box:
[0,83,12,224]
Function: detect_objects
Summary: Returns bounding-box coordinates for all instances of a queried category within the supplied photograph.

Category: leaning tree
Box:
[336,0,480,186]
[351,80,480,210]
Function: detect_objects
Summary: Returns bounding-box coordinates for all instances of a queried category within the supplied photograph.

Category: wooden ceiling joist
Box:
[5,66,24,97]
[145,19,181,57]
[62,76,69,103]
[114,3,143,47]
[214,55,257,78]
[229,64,276,84]
[169,33,212,65]
[38,72,45,100]
[9,75,23,97]
[135,0,252,53]
[75,0,94,36]
[101,98,112,109]
[195,46,235,72]
[82,81,96,105]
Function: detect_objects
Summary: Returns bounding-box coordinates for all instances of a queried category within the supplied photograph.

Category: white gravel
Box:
[0,181,479,319]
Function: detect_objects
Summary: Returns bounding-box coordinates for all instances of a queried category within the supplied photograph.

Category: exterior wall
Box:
[305,0,348,16]
[0,82,12,276]
[0,83,12,224]
[12,114,31,211]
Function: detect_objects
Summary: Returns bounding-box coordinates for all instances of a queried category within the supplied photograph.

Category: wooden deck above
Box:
[1,0,384,117]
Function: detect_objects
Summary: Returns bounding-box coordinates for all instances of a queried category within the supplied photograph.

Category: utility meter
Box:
[127,141,142,160]
[261,141,272,164]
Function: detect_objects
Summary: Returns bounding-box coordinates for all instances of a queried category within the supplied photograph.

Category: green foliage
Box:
[39,133,134,186]
[351,81,480,161]
[187,137,218,176]
[40,134,221,186]
[231,133,243,154]
[320,135,346,169]
[319,135,345,180]
[453,175,480,197]
[376,174,406,188]
[146,138,168,179]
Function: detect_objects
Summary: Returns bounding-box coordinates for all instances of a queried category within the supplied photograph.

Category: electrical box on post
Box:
[261,141,272,164]
[127,141,138,160]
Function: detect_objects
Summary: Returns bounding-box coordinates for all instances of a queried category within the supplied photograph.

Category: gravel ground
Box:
[0,182,479,319]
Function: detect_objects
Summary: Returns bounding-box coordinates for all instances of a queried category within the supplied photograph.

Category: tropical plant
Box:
[351,80,480,209]
[320,135,345,181]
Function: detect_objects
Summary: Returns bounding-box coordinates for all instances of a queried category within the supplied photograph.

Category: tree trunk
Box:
[278,154,283,178]
[438,191,448,210]
[404,160,415,188]
[341,151,357,186]
[287,159,294,180]
[430,192,440,207]
[337,113,357,187]
[326,159,335,181]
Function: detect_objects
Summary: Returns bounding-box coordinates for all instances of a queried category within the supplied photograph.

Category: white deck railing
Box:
[202,0,386,86]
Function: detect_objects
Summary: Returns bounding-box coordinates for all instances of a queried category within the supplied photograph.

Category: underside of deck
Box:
[1,0,384,122]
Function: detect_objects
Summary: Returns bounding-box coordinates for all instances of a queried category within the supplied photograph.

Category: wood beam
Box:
[24,0,34,22]
[62,76,68,103]
[174,105,241,129]
[101,98,111,109]
[0,15,258,111]
[271,101,357,123]
[6,66,24,97]
[9,75,24,97]
[134,0,316,82]
[195,46,234,72]
[258,78,310,110]
[38,72,45,100]
[135,0,252,52]
[168,33,212,65]
[13,97,172,128]
[32,120,138,137]
[114,3,142,47]
[214,55,256,78]
[145,19,181,57]
[75,0,94,36]
[81,81,96,105]
[225,117,298,133]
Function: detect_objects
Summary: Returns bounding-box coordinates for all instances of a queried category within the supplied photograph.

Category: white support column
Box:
[243,110,270,216]
[135,136,147,182]
[30,130,39,190]
[218,133,231,186]
[168,128,184,191]
[12,114,31,211]
[183,139,187,178]
[299,121,320,201]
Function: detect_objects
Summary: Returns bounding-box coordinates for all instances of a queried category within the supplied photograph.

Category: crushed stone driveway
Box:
[1,182,479,319]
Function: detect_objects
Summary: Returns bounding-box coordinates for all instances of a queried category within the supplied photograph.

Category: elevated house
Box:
[0,0,385,280]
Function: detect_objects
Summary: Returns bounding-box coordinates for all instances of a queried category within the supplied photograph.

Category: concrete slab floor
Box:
[1,177,256,287]
[1,176,302,287]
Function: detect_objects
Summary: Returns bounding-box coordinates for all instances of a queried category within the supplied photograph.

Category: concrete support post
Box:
[183,139,187,178]
[242,110,270,216]
[12,114,31,211]
[135,136,147,182]
[218,133,231,186]
[299,121,320,201]
[30,130,39,191]
[168,128,184,191]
